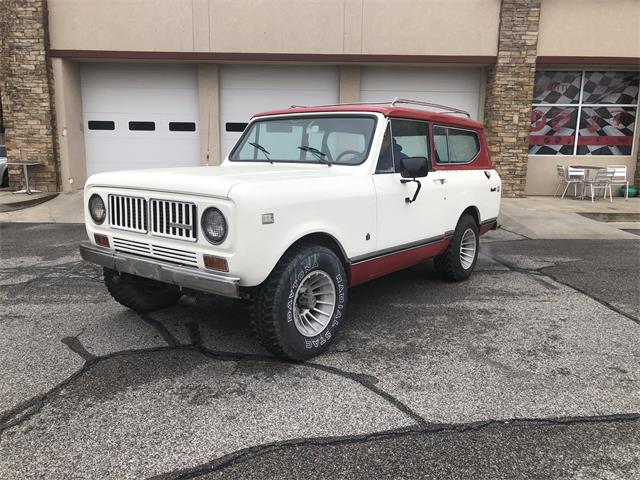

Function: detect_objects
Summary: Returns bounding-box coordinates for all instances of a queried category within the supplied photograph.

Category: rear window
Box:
[433,126,480,164]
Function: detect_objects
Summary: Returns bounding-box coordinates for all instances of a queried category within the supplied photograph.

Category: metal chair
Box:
[584,168,612,203]
[607,165,629,200]
[555,165,585,198]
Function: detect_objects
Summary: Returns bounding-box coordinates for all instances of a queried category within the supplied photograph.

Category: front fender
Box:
[229,176,376,287]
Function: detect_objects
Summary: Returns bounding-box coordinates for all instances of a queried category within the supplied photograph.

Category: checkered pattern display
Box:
[532,71,582,104]
[576,107,636,156]
[530,70,639,155]
[582,71,639,105]
[528,107,578,155]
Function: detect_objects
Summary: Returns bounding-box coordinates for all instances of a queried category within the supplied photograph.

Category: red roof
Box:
[253,104,484,129]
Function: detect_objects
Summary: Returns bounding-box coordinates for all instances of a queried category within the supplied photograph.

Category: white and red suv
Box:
[80,99,501,360]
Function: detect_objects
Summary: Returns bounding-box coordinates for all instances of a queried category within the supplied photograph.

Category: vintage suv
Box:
[80,99,501,360]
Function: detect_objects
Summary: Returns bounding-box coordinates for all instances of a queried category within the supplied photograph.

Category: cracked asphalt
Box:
[0,223,638,479]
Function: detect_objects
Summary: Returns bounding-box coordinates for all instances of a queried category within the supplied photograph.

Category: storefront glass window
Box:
[529,70,639,155]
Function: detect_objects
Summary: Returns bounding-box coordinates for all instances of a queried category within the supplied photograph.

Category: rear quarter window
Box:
[433,126,480,165]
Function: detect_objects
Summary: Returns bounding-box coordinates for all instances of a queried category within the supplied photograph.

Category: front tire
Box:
[103,268,182,313]
[433,214,479,282]
[251,244,348,361]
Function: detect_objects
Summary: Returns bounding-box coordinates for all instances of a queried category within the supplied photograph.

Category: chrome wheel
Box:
[459,228,477,270]
[293,270,336,337]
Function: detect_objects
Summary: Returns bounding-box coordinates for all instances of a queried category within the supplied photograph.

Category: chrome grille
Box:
[108,195,148,233]
[150,244,198,265]
[113,237,198,266]
[150,199,197,242]
[112,237,151,256]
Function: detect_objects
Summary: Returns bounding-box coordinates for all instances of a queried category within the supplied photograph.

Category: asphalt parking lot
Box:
[0,223,638,479]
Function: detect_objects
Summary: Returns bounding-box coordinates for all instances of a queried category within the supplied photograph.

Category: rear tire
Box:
[1,170,8,188]
[250,244,348,361]
[433,214,479,282]
[103,268,182,313]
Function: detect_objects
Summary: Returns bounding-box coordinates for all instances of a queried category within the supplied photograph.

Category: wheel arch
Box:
[284,231,350,269]
[244,231,351,294]
[460,205,480,227]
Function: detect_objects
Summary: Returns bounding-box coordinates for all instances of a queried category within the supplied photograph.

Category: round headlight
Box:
[201,207,227,244]
[89,194,106,224]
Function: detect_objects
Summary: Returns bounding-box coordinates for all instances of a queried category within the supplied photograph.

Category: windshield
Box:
[229,115,376,165]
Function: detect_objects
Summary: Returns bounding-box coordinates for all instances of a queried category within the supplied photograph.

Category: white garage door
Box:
[220,65,339,158]
[360,67,482,120]
[81,63,200,176]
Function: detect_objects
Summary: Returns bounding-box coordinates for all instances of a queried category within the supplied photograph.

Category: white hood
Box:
[85,163,342,198]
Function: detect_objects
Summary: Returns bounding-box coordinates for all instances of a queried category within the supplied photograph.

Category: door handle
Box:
[490,186,498,192]
[433,178,446,184]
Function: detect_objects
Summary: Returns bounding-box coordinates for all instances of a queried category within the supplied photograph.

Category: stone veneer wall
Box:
[0,0,59,191]
[484,0,541,197]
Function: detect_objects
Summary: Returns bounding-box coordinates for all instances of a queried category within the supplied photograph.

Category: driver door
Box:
[372,119,448,251]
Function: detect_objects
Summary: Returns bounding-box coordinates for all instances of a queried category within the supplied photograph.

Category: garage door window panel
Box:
[129,121,156,131]
[169,122,196,132]
[88,121,115,131]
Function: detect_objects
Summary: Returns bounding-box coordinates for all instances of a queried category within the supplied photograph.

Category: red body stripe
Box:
[348,238,451,287]
[348,222,496,287]
[478,222,496,235]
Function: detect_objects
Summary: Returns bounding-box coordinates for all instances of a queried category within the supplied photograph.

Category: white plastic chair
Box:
[584,168,612,203]
[607,165,629,200]
[557,166,585,198]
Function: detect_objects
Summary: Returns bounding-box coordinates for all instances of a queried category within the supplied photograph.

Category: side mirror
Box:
[400,156,430,179]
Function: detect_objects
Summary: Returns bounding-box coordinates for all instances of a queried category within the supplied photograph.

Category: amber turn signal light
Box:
[94,234,110,248]
[203,254,228,272]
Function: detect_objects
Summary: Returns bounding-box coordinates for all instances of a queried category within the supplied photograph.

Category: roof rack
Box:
[289,97,470,118]
[390,98,471,118]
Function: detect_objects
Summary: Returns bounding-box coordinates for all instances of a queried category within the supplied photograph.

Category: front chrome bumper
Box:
[79,242,241,299]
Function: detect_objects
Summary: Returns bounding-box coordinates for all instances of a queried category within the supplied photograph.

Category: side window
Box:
[391,119,428,159]
[433,126,448,163]
[376,119,429,173]
[375,123,394,173]
[448,129,480,163]
[433,126,480,164]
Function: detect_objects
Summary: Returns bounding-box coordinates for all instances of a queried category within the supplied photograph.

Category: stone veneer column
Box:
[0,0,59,191]
[484,0,541,197]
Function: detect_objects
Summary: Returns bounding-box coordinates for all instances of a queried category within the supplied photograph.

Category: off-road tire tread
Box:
[250,243,335,360]
[103,268,182,313]
[433,214,478,282]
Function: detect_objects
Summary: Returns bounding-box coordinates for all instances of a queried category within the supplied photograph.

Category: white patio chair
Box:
[557,166,585,198]
[584,168,612,203]
[607,165,629,200]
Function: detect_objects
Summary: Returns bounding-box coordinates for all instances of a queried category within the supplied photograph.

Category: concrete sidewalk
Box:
[0,189,638,240]
[0,190,83,223]
[498,196,640,240]
[0,191,59,213]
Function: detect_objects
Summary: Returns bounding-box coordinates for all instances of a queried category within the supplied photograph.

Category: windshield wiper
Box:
[298,145,331,166]
[249,142,272,162]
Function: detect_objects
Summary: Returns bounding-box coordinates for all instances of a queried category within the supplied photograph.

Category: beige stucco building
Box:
[1,0,639,195]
